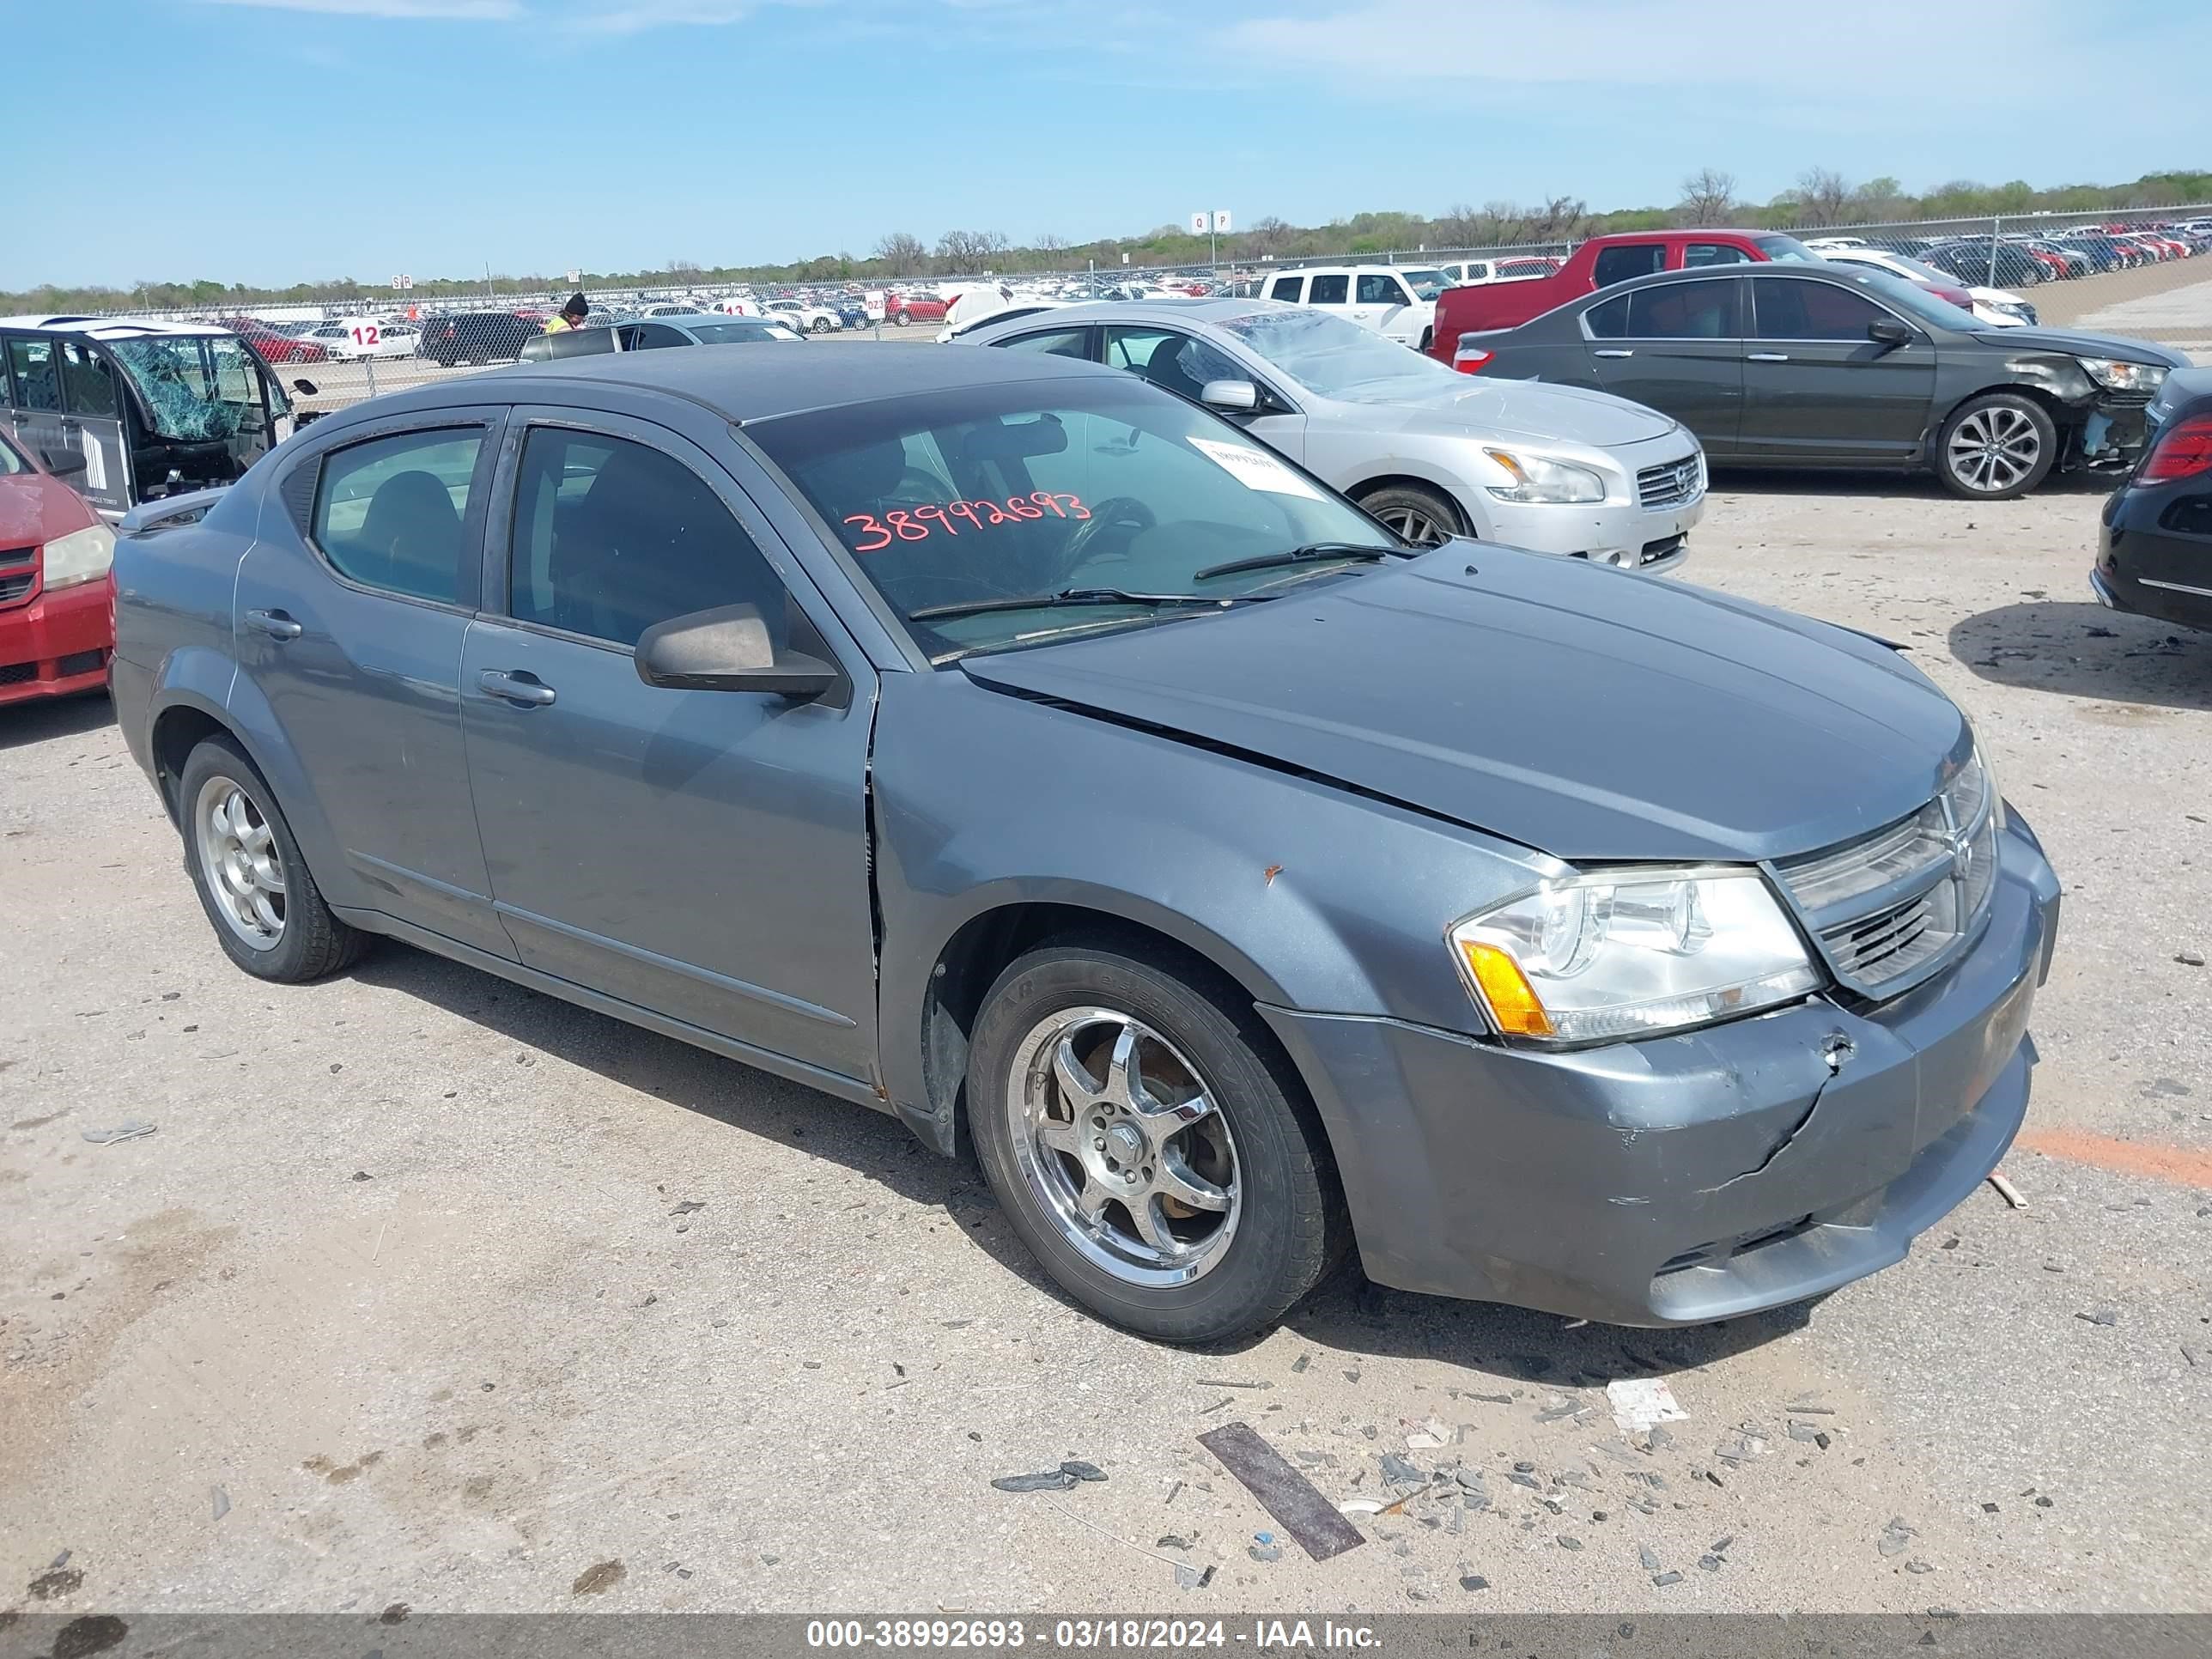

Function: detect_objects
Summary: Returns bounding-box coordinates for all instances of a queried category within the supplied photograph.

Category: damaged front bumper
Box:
[1261,812,2062,1327]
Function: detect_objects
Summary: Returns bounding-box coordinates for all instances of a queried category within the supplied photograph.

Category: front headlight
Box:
[1482,449,1607,505]
[2076,356,2167,394]
[42,523,116,591]
[1449,869,1820,1045]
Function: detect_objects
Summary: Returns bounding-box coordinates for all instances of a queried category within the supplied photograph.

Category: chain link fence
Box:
[82,202,2212,416]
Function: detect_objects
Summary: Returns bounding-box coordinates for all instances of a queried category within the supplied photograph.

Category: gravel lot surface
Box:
[4,290,2209,1622]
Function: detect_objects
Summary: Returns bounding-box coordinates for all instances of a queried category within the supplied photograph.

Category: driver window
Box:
[8,338,61,411]
[1103,328,1243,402]
[507,428,786,649]
[1356,273,1407,305]
[59,342,120,417]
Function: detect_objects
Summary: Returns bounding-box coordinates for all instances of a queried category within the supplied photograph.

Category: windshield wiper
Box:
[908,587,1231,623]
[1193,542,1402,582]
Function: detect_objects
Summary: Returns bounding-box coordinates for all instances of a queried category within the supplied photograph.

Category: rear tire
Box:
[811,317,833,334]
[967,940,1345,1344]
[1935,392,2056,500]
[179,736,368,983]
[893,313,911,326]
[1357,480,1462,548]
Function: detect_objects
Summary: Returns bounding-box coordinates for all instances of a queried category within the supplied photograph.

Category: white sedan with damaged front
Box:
[960,300,1705,573]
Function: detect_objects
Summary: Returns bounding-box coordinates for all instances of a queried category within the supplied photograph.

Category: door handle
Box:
[244,608,303,641]
[1593,349,1635,358]
[478,669,556,708]
[1747,352,1790,362]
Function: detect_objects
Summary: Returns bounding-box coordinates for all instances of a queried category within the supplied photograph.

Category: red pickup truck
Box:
[1427,229,1824,364]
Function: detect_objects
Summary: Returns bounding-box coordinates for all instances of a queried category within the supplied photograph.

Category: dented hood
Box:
[959,550,1966,864]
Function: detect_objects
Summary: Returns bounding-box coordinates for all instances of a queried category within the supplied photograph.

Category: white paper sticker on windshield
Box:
[1187,435,1325,501]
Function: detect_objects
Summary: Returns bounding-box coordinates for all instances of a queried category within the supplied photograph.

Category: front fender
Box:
[869,668,1545,1142]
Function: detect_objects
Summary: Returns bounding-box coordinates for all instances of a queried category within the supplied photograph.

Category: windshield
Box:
[1399,268,1449,300]
[1217,307,1461,403]
[106,335,272,441]
[1838,270,1981,329]
[689,321,799,344]
[749,375,1400,660]
[1753,234,1822,264]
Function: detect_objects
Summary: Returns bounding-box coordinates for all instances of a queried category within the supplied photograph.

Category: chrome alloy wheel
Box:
[1370,502,1452,547]
[1006,1008,1241,1286]
[194,775,286,950]
[1947,404,2043,493]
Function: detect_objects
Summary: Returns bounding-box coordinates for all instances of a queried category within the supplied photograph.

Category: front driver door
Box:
[1741,276,1936,463]
[459,408,878,1085]
[1584,278,1747,458]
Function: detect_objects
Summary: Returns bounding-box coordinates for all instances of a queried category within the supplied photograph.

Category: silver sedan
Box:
[957,299,1705,573]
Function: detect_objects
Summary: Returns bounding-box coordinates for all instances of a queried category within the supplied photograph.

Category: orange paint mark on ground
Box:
[2013,1127,2212,1191]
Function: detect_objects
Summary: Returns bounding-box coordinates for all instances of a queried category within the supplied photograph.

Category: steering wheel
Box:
[1059,496,1158,574]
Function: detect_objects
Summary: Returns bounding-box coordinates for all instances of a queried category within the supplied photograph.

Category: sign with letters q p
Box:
[1189,212,1209,235]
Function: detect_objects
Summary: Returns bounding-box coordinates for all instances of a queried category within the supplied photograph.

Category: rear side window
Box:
[1752,277,1887,340]
[507,429,786,650]
[1584,295,1630,339]
[1592,245,1666,287]
[1307,274,1349,305]
[998,327,1091,360]
[1626,279,1741,338]
[1268,276,1304,302]
[8,337,61,411]
[312,427,484,605]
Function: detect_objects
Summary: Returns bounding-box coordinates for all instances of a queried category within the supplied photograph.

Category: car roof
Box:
[429,338,1120,423]
[969,298,1276,331]
[0,313,233,340]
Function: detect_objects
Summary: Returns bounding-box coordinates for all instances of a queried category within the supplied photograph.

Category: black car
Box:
[516,316,806,362]
[1919,240,2046,289]
[1455,265,2186,499]
[2094,366,2212,631]
[416,311,544,367]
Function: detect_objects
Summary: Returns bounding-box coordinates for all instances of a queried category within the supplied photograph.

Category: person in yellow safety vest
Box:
[544,293,589,333]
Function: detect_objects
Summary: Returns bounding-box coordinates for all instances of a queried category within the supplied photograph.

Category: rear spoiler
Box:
[120,487,228,537]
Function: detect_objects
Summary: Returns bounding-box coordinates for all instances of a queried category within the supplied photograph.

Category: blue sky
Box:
[12,0,2208,289]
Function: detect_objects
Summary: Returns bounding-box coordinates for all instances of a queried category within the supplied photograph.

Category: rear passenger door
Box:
[57,341,131,514]
[459,408,878,1081]
[3,335,73,490]
[1583,279,1747,456]
[237,409,512,956]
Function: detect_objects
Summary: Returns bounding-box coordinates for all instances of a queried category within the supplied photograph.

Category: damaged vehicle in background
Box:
[0,427,116,704]
[2093,364,2212,634]
[1453,265,2184,499]
[111,346,2060,1340]
[2,316,296,518]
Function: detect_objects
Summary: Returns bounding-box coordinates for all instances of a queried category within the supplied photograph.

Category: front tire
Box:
[967,940,1344,1344]
[893,313,911,326]
[811,317,834,334]
[179,736,367,983]
[1357,480,1462,548]
[1936,392,2056,500]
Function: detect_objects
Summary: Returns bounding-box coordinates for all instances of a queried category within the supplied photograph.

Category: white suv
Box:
[1260,264,1443,349]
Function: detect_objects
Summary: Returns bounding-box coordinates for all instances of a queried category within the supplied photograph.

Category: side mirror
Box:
[635,604,841,701]
[1867,319,1915,349]
[1200,379,1261,413]
[291,379,319,397]
[41,448,88,477]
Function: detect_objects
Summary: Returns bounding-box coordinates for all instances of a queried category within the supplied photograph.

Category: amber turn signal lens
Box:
[1457,941,1554,1038]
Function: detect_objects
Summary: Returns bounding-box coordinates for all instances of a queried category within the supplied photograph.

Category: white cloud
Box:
[201,0,524,17]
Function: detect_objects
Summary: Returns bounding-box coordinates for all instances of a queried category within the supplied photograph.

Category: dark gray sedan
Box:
[1455,264,2184,498]
[110,345,2060,1338]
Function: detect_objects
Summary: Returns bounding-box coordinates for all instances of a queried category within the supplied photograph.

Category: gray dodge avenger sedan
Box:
[111,344,2061,1340]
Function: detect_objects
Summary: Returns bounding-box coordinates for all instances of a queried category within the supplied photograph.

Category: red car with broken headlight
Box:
[0,429,115,705]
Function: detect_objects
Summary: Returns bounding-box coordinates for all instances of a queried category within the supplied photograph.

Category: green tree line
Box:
[8,167,2207,315]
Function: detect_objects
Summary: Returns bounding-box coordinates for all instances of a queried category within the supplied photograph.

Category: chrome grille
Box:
[0,547,34,608]
[1775,754,1999,998]
[1636,454,1703,509]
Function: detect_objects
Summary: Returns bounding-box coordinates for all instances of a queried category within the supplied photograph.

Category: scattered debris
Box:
[1784,1404,1837,1415]
[1291,1352,1311,1374]
[1197,1421,1366,1561]
[1377,1453,1423,1486]
[1607,1377,1689,1436]
[670,1200,706,1215]
[1557,1535,1584,1552]
[1194,1377,1272,1390]
[1174,1563,1215,1591]
[81,1121,156,1146]
[1248,1543,1283,1563]
[28,1567,82,1600]
[2075,1309,2119,1328]
[1905,1559,1936,1575]
[1458,1574,1490,1592]
[1060,1460,1107,1483]
[1879,1518,1917,1559]
[1652,1571,1683,1588]
[992,1469,1077,1493]
[1199,1396,1236,1415]
[1988,1170,2029,1209]
[571,1560,625,1596]
[1340,1498,1387,1516]
[210,1486,229,1522]
[351,1170,373,1182]
[2177,951,2206,968]
[1638,1545,1662,1571]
